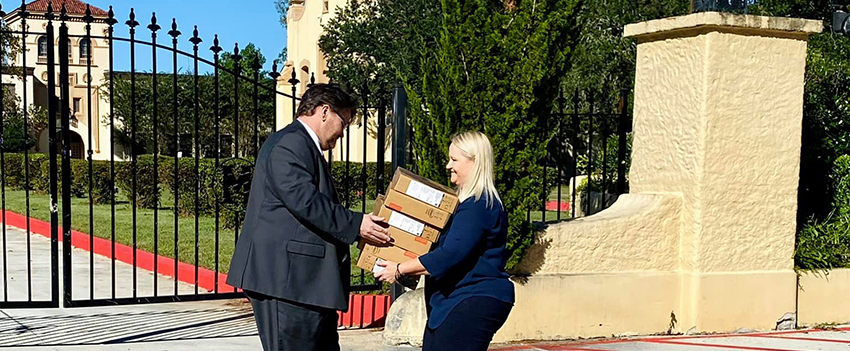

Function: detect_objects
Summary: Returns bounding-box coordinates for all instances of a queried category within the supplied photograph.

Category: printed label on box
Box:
[372,258,386,274]
[406,180,445,208]
[387,211,425,236]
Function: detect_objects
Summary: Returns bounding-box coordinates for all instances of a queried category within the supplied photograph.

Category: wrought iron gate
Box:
[0,1,388,308]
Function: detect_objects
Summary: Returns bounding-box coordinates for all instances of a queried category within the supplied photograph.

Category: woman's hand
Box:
[374,260,400,284]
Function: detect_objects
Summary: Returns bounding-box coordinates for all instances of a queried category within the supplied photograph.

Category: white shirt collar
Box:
[297,119,323,154]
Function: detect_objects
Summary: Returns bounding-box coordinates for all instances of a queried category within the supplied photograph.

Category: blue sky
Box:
[85,0,287,74]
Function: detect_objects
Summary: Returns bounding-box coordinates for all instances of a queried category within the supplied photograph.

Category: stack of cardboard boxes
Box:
[356,168,459,274]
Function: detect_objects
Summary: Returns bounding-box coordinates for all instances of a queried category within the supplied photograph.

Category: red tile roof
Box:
[23,0,108,16]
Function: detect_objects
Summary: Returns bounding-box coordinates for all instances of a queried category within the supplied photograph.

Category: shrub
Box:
[329,162,392,207]
[72,160,114,205]
[0,153,47,191]
[796,155,850,271]
[832,155,850,218]
[795,214,850,271]
[1,153,25,189]
[116,155,161,209]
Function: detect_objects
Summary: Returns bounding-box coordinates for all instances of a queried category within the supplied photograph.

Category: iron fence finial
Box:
[126,8,139,28]
[168,18,180,38]
[148,12,160,32]
[252,53,261,70]
[189,25,202,46]
[107,6,117,26]
[232,43,242,61]
[270,60,281,80]
[45,2,54,20]
[20,0,30,19]
[83,4,94,24]
[288,68,298,86]
[210,34,222,54]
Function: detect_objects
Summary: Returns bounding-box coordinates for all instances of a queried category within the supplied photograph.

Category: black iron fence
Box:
[0,2,392,308]
[530,88,631,223]
[0,1,628,310]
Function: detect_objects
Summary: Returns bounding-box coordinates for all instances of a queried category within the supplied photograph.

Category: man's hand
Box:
[360,215,391,245]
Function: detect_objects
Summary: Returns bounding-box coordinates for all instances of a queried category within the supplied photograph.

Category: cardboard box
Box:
[384,190,452,229]
[356,241,420,272]
[390,167,460,213]
[374,196,433,255]
[374,196,442,243]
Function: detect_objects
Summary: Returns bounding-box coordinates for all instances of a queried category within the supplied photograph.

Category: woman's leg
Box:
[422,297,512,351]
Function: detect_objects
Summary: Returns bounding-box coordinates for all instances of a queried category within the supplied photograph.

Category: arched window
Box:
[37,37,47,57]
[79,38,91,60]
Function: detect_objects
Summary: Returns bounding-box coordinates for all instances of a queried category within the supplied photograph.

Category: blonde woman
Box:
[375,131,515,351]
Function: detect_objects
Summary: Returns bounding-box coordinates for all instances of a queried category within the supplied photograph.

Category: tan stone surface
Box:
[629,12,808,273]
[515,194,682,274]
[624,12,821,41]
[798,269,850,326]
[493,273,681,342]
[685,271,797,331]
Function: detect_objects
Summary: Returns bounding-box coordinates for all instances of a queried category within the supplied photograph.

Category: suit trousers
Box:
[423,296,513,351]
[246,290,340,351]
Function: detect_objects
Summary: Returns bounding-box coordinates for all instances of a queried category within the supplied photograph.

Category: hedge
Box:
[329,161,394,206]
[0,152,393,229]
[795,155,850,270]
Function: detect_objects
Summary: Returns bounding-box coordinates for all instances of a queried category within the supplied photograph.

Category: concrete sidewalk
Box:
[494,328,850,350]
[3,298,849,351]
[0,224,202,302]
[0,299,415,351]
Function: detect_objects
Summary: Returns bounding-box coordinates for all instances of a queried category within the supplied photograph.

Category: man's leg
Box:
[317,308,341,351]
[276,298,338,351]
[247,290,338,351]
[246,291,279,351]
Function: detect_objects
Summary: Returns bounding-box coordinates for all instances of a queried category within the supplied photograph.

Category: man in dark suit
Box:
[226,84,391,351]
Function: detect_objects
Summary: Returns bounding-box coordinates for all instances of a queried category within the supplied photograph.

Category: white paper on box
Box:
[405,180,445,208]
[387,211,425,236]
[372,259,386,274]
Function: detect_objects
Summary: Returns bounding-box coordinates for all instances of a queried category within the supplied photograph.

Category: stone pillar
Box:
[624,12,820,331]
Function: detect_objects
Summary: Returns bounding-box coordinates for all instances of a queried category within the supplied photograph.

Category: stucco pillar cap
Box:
[624,12,822,42]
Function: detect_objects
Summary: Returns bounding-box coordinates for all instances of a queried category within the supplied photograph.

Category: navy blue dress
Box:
[418,195,515,349]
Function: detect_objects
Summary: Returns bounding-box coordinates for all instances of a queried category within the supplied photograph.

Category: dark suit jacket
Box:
[226,122,363,311]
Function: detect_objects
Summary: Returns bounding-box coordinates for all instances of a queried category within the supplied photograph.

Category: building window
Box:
[38,37,47,57]
[73,98,81,114]
[79,39,91,60]
[323,0,329,13]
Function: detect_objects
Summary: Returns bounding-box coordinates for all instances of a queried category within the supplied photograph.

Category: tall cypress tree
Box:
[409,0,582,268]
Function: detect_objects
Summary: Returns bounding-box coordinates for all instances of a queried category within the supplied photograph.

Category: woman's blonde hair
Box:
[451,131,502,209]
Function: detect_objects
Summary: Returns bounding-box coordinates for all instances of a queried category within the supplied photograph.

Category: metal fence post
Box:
[59,7,73,307]
[390,83,407,302]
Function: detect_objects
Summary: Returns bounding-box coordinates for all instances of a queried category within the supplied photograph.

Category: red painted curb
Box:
[0,209,234,293]
[338,294,391,328]
[544,201,571,211]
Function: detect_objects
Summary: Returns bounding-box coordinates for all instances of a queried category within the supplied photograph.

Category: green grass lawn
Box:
[0,189,378,281]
